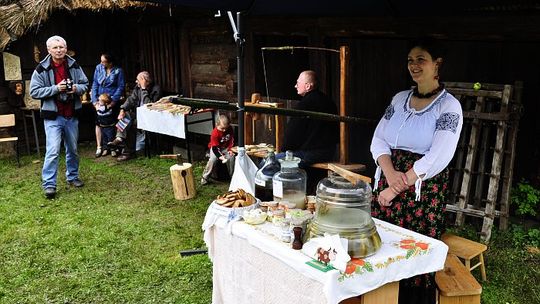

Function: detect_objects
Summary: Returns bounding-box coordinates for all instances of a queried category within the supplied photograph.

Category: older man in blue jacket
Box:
[30,35,89,199]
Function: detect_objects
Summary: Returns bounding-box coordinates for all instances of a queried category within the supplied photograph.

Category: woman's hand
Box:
[377,188,398,207]
[385,169,409,193]
[377,155,408,193]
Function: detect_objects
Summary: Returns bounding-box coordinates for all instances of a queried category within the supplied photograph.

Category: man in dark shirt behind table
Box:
[279,70,339,168]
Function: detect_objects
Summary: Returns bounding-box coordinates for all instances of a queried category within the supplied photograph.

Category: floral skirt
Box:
[371,149,449,303]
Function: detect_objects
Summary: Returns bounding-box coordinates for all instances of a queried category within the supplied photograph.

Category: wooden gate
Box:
[445,81,523,242]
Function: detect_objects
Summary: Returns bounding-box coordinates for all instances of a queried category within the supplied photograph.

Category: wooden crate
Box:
[444,81,523,242]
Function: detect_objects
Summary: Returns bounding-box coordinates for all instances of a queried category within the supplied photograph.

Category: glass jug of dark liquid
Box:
[254,150,280,201]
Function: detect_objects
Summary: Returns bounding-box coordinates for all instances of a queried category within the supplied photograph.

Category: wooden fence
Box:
[445,81,523,242]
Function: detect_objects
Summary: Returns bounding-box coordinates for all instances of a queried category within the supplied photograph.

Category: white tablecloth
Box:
[203,212,448,304]
[137,106,213,138]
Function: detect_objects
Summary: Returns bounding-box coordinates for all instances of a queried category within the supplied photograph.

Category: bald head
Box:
[295,70,318,96]
[301,70,318,88]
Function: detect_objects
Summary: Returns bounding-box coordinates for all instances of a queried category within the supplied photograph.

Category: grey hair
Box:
[137,71,152,84]
[46,35,67,49]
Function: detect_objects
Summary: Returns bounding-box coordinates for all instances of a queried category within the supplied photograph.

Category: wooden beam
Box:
[339,45,349,164]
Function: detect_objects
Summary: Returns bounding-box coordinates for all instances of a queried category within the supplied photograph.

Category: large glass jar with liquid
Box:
[272,151,307,209]
[254,150,281,201]
[307,173,381,258]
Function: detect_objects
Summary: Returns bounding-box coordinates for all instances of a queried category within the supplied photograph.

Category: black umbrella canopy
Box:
[138,0,494,16]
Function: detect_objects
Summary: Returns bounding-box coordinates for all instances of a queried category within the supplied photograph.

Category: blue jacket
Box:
[91,64,125,104]
[29,54,89,120]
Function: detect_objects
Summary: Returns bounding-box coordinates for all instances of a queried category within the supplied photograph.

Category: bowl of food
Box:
[209,189,259,219]
[243,209,267,225]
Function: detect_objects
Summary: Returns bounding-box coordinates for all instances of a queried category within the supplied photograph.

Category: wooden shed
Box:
[1,0,539,238]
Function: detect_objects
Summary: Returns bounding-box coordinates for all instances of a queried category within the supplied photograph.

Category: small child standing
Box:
[96,93,117,156]
[201,114,235,185]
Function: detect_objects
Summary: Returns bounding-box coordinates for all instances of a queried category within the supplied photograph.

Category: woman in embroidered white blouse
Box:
[370,39,463,304]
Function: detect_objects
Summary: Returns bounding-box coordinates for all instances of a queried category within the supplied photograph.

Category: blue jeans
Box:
[42,116,80,189]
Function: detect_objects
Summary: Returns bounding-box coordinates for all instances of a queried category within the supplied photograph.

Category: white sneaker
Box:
[200,178,208,185]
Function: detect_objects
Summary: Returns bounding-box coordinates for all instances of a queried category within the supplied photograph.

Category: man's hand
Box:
[118,109,125,120]
[136,76,149,90]
[57,79,67,92]
[227,150,234,156]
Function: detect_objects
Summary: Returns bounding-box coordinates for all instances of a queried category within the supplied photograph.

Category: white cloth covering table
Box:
[203,212,448,304]
[136,106,214,161]
[137,106,214,139]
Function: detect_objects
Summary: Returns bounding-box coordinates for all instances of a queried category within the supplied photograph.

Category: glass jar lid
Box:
[316,173,372,206]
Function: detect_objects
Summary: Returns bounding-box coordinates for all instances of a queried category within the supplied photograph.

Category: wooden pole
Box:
[170,97,374,125]
[339,46,350,164]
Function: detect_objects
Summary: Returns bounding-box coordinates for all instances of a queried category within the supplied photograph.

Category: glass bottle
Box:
[272,151,307,209]
[254,150,281,201]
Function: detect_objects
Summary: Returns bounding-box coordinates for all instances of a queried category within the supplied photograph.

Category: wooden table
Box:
[136,106,214,162]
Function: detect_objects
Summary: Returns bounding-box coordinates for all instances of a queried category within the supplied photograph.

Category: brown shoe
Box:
[117,154,134,162]
[108,137,124,147]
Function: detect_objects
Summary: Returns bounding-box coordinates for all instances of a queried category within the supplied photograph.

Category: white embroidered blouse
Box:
[370,89,463,200]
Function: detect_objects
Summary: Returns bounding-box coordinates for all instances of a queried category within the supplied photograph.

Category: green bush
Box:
[511,224,540,248]
[511,180,540,216]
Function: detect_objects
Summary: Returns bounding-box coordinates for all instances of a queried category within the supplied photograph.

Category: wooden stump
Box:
[170,163,196,200]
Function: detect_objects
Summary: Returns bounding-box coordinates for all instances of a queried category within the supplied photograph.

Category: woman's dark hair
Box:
[408,38,446,61]
[408,38,446,79]
[101,53,115,65]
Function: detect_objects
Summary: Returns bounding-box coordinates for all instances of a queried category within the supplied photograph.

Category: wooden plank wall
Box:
[182,19,236,101]
[139,23,181,94]
[3,10,540,186]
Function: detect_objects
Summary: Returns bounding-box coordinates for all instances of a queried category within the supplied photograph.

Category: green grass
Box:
[0,143,228,303]
[1,144,539,303]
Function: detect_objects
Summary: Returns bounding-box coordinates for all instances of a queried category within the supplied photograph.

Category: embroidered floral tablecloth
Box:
[203,215,448,304]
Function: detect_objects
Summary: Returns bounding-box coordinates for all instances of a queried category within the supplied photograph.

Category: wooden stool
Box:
[435,253,482,304]
[441,234,487,281]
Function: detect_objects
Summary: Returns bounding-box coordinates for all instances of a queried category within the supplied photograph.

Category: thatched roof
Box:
[0,0,150,50]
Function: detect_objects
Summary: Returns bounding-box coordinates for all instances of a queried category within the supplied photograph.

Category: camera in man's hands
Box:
[65,78,73,91]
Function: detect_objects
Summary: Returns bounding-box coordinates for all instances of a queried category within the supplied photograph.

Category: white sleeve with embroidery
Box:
[370,113,391,165]
[370,95,401,190]
[413,96,463,181]
[371,98,399,164]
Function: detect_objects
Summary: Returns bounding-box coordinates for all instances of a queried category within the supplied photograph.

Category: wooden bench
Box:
[441,234,487,281]
[435,253,482,304]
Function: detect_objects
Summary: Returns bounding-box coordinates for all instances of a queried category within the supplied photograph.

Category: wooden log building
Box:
[0,0,539,237]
